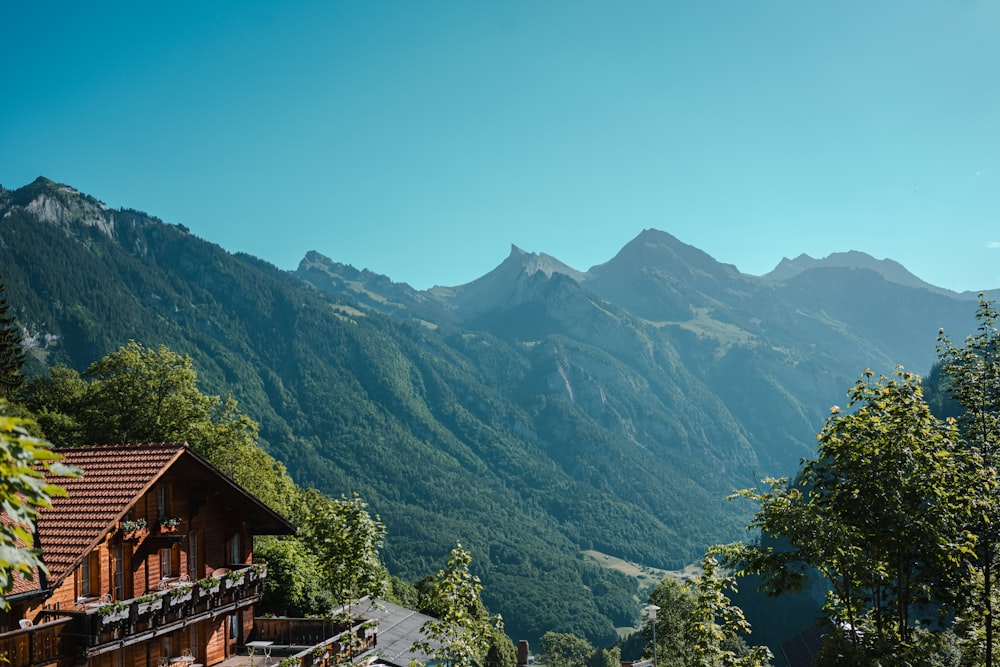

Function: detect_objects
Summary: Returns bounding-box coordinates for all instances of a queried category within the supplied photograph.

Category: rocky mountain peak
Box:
[506,244,584,282]
[5,177,115,238]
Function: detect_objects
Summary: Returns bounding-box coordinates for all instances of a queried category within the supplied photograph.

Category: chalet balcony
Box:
[0,615,75,667]
[40,564,266,657]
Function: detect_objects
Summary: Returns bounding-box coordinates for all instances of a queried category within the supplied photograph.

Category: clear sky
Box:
[2,1,998,292]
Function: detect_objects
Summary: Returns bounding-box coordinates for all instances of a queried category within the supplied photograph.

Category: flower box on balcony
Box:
[197,577,221,596]
[98,602,129,626]
[118,518,148,542]
[136,594,164,615]
[169,586,193,606]
[224,573,246,589]
[157,516,184,535]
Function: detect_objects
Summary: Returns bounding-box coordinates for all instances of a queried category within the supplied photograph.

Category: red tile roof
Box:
[35,443,185,587]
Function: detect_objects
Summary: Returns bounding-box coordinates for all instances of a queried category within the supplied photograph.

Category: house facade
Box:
[0,442,295,667]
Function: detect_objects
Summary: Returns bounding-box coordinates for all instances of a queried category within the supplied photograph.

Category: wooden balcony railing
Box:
[253,617,353,647]
[0,615,74,667]
[259,619,377,667]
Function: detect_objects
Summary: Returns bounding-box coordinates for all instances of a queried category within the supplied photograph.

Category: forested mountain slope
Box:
[0,177,982,645]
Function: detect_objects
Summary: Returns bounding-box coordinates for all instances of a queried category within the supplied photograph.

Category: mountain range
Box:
[0,176,988,646]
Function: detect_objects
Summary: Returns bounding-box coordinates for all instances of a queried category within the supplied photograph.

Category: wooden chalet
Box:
[0,443,295,667]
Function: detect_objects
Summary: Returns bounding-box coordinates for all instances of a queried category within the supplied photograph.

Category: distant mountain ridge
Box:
[0,176,987,648]
[763,249,967,298]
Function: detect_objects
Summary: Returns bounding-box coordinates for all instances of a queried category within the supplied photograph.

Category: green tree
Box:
[589,646,621,667]
[0,277,26,398]
[938,295,1000,666]
[412,542,504,667]
[483,625,517,667]
[18,365,88,443]
[645,577,697,665]
[539,631,594,667]
[0,404,79,608]
[730,368,978,664]
[254,535,333,617]
[685,551,772,667]
[81,341,215,444]
[300,490,388,612]
[387,575,421,610]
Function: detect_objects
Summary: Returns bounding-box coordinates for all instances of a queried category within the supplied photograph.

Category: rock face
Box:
[4,177,116,236]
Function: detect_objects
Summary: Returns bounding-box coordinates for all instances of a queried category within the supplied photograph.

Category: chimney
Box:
[517,640,529,667]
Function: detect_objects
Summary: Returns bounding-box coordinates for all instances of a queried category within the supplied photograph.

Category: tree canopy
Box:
[729,367,981,664]
[412,542,504,667]
[937,295,1000,666]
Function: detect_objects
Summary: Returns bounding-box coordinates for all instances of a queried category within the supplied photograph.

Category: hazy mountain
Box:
[764,249,962,298]
[0,176,984,649]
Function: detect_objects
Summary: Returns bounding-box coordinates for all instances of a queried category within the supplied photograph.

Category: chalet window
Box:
[228,533,241,565]
[157,484,172,519]
[160,544,180,578]
[80,551,100,597]
[113,543,132,599]
[159,547,173,577]
[80,555,89,595]
[188,531,203,579]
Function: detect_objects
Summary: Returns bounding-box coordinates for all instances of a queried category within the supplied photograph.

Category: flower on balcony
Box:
[159,515,182,530]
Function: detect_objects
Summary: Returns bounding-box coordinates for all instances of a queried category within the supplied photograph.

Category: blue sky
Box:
[2,1,998,292]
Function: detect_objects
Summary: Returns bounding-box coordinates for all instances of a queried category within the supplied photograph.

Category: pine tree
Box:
[0,276,26,398]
